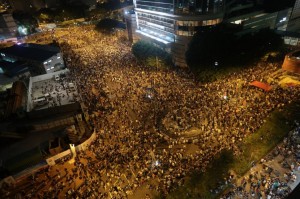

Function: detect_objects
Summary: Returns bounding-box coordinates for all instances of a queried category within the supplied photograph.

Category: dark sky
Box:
[263,0,296,12]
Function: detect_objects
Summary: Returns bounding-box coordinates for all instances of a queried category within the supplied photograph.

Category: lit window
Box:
[1,53,5,57]
[44,61,47,65]
[50,67,54,69]
[57,56,61,59]
[48,60,52,62]
[46,68,50,71]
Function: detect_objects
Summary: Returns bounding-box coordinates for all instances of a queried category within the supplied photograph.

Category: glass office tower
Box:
[134,0,225,67]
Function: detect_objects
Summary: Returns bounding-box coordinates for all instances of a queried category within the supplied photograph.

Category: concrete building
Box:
[0,69,91,175]
[0,43,65,75]
[0,13,17,40]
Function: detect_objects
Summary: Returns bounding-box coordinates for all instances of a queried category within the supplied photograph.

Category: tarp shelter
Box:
[286,83,299,87]
[249,81,272,92]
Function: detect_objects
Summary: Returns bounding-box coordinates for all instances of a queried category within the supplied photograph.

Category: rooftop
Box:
[0,44,59,62]
[28,69,80,112]
[0,60,30,77]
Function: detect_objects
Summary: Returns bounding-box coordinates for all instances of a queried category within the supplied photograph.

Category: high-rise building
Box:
[133,0,226,67]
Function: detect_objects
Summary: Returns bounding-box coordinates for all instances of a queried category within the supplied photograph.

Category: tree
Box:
[36,8,55,23]
[95,18,124,33]
[186,25,237,72]
[132,40,172,67]
[13,11,38,34]
[186,25,283,82]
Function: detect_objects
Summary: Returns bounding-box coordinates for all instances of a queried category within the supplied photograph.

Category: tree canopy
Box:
[12,11,38,34]
[186,26,283,73]
[95,18,125,33]
[131,40,172,67]
[186,26,236,71]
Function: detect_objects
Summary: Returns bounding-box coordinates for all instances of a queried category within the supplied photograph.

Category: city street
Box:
[1,26,300,199]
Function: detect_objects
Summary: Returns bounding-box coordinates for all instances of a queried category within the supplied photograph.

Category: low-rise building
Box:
[0,43,65,75]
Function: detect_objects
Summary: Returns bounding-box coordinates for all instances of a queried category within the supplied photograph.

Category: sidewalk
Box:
[223,126,300,199]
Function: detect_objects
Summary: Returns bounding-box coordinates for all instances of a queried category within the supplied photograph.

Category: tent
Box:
[249,81,272,92]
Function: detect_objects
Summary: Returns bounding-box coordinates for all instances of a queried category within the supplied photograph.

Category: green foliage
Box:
[186,25,284,82]
[95,18,125,33]
[87,8,109,21]
[236,29,284,64]
[232,103,300,175]
[162,102,300,199]
[132,40,172,67]
[186,26,236,71]
[164,150,234,199]
[12,11,38,34]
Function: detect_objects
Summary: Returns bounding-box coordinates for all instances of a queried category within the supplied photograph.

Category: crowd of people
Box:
[1,25,300,199]
[222,126,300,199]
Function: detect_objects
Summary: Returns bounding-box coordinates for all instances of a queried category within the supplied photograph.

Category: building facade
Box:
[287,0,300,32]
[0,13,17,40]
[134,0,225,67]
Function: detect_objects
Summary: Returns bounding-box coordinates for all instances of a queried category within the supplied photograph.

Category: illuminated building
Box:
[133,0,225,67]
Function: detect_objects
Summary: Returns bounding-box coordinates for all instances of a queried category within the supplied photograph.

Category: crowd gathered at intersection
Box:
[1,25,300,199]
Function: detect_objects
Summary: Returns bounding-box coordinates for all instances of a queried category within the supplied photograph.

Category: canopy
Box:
[286,83,299,87]
[249,81,272,92]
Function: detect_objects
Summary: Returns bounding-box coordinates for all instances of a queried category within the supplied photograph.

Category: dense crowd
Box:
[222,126,300,199]
[1,25,300,199]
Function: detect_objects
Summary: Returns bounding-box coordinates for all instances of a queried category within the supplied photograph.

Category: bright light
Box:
[43,61,47,65]
[50,66,54,69]
[155,160,159,166]
[57,56,61,59]
[46,68,50,71]
[279,17,287,23]
[136,30,170,44]
[48,60,52,63]
[147,94,152,99]
[145,21,165,29]
[233,19,242,24]
[1,53,5,57]
[18,26,28,36]
[223,95,227,100]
